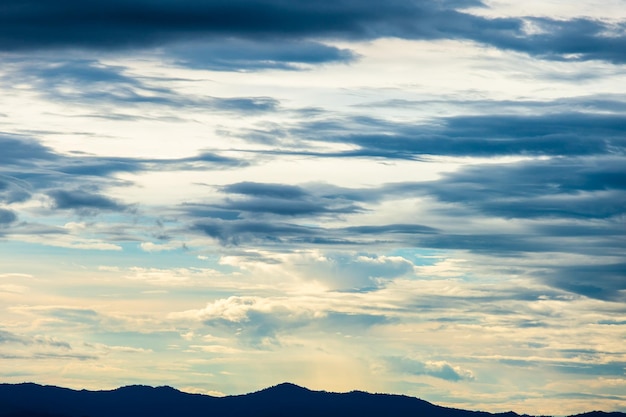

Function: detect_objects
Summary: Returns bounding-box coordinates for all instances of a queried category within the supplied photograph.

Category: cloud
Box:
[488,17,626,64]
[278,112,626,159]
[386,356,475,382]
[171,295,389,347]
[0,132,246,223]
[0,352,97,360]
[223,182,309,199]
[499,357,626,377]
[0,175,31,204]
[297,252,416,291]
[190,181,364,219]
[48,189,131,214]
[0,0,488,50]
[168,39,357,71]
[0,208,17,225]
[172,296,320,348]
[0,330,27,345]
[3,58,282,110]
[0,134,58,166]
[540,263,626,301]
[184,181,439,248]
[0,329,72,350]
[192,219,324,247]
[1,0,626,65]
[418,156,626,220]
[191,217,439,248]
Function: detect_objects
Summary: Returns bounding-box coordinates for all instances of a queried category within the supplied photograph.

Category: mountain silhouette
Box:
[0,382,623,417]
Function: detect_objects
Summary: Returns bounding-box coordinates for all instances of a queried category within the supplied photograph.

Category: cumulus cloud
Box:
[294,252,416,291]
[171,295,388,347]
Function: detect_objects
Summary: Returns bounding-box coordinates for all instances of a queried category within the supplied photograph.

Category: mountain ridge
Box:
[0,382,623,417]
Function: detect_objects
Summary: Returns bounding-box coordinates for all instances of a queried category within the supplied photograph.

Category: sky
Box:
[0,0,625,415]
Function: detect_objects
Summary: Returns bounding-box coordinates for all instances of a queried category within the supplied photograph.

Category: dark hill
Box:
[0,382,623,417]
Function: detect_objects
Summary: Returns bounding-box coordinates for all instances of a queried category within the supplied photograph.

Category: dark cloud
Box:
[417,233,554,254]
[192,219,322,246]
[169,39,357,71]
[190,218,437,248]
[186,154,623,258]
[185,181,439,247]
[0,208,17,225]
[57,158,147,177]
[0,0,491,50]
[418,157,626,220]
[223,182,309,199]
[284,112,626,160]
[184,161,623,300]
[0,134,58,166]
[213,198,360,217]
[48,189,130,214]
[500,357,626,377]
[487,17,626,64]
[540,263,626,302]
[187,182,363,220]
[341,224,438,235]
[1,0,626,65]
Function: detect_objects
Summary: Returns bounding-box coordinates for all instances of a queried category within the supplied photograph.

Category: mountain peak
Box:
[257,382,311,394]
[274,382,309,390]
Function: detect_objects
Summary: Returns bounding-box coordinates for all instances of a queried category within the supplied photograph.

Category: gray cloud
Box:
[1,0,626,66]
[386,357,474,382]
[192,219,325,247]
[418,157,626,220]
[0,208,17,225]
[168,39,357,71]
[0,134,58,166]
[3,58,282,111]
[0,330,72,350]
[276,112,626,160]
[540,263,626,302]
[0,330,27,345]
[190,217,441,248]
[223,182,309,199]
[48,189,130,214]
[0,132,246,219]
[500,357,626,377]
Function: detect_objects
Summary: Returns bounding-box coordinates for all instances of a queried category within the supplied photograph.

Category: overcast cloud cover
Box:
[0,0,625,415]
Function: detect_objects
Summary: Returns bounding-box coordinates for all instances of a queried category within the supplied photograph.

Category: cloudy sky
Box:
[1,0,625,414]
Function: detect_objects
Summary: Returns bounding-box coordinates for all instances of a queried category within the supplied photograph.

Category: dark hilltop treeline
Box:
[0,382,623,417]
